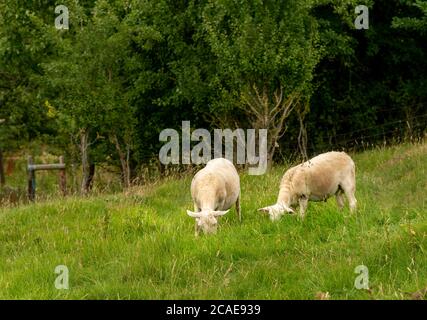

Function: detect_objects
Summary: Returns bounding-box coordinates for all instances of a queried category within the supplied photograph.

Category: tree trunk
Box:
[85,163,95,192]
[0,149,5,188]
[111,134,131,188]
[80,129,91,195]
[126,145,131,186]
[298,113,308,161]
[296,100,309,161]
[241,84,297,168]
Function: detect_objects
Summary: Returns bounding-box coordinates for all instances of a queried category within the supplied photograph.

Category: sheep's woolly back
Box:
[278,151,355,205]
[191,158,240,211]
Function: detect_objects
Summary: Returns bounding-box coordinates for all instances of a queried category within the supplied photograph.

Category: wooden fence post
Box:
[28,156,35,202]
[27,155,66,202]
[59,156,67,196]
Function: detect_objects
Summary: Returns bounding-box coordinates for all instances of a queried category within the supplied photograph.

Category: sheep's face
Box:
[258,203,294,221]
[267,207,283,221]
[187,210,229,235]
[197,214,218,234]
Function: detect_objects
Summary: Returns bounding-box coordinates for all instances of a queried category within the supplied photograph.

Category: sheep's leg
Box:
[346,191,357,213]
[336,191,345,210]
[299,197,308,219]
[341,181,357,213]
[236,195,241,222]
[194,204,200,237]
[194,221,199,237]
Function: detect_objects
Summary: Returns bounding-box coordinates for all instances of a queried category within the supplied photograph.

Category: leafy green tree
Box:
[199,0,321,163]
[42,0,137,191]
[1,0,426,189]
[120,0,213,168]
[0,0,58,149]
[392,0,427,33]
[307,0,426,152]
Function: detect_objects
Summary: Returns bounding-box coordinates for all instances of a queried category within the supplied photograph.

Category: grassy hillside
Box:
[0,143,426,299]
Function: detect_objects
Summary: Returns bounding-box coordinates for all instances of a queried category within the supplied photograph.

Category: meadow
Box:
[0,143,425,299]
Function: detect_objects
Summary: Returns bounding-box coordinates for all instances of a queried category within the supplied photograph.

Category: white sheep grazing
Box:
[258,151,357,220]
[187,158,241,236]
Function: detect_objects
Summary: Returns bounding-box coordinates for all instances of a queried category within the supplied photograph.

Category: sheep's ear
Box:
[187,210,202,218]
[212,210,229,217]
[284,206,295,214]
[258,206,272,214]
[258,204,293,214]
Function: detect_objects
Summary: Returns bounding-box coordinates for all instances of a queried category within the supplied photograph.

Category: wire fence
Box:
[304,112,427,155]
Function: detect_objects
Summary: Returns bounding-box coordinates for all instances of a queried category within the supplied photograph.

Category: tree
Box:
[0,119,5,187]
[1,0,426,186]
[200,0,321,164]
[0,0,59,152]
[392,0,427,34]
[391,0,427,139]
[42,0,137,192]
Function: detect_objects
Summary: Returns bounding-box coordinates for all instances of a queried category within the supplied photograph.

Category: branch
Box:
[269,86,283,118]
[241,91,263,119]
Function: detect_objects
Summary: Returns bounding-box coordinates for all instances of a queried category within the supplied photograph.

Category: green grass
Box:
[0,143,426,299]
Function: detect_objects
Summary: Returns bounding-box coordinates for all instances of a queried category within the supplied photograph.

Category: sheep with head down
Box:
[187,158,241,236]
[258,151,357,220]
